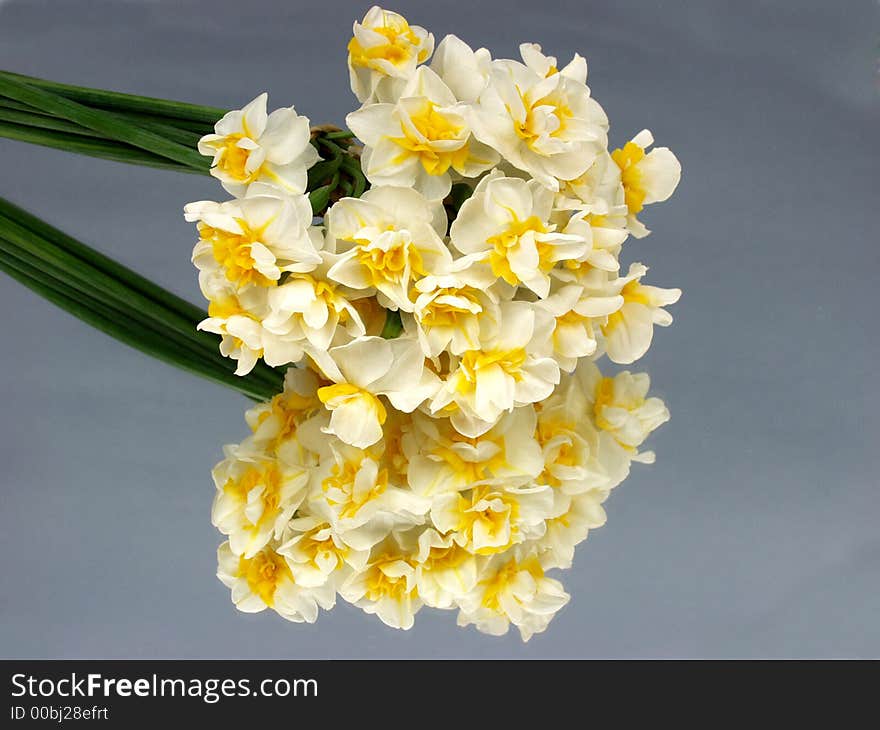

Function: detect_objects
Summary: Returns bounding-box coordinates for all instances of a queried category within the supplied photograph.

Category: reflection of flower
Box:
[185,6,683,641]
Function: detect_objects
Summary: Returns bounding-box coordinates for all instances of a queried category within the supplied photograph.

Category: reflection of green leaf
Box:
[0,197,284,402]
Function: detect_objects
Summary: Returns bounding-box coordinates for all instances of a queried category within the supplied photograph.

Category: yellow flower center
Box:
[300,527,349,571]
[348,20,427,70]
[317,383,388,426]
[459,348,528,387]
[390,100,469,176]
[512,87,573,149]
[216,133,258,182]
[611,141,647,213]
[255,390,320,451]
[602,279,649,335]
[355,233,425,286]
[223,462,283,524]
[480,557,544,610]
[321,456,390,520]
[422,543,470,572]
[419,287,482,328]
[456,486,520,555]
[199,219,275,288]
[238,549,292,607]
[486,215,547,285]
[429,429,509,485]
[364,555,416,602]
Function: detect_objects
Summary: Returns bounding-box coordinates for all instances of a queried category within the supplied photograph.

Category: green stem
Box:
[0,73,208,170]
[0,197,204,323]
[380,309,403,339]
[0,70,226,126]
[0,121,204,173]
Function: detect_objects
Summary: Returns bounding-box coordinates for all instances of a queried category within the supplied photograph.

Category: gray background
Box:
[0,0,876,658]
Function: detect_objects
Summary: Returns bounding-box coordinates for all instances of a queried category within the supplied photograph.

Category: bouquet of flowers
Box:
[0,6,680,640]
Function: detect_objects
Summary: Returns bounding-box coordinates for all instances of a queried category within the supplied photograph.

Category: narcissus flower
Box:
[466,59,608,190]
[431,301,560,435]
[601,263,682,365]
[414,528,479,608]
[262,252,368,352]
[196,280,304,374]
[348,6,434,104]
[187,194,322,289]
[536,281,623,372]
[611,129,681,237]
[450,173,588,297]
[211,444,309,558]
[347,66,499,200]
[579,362,671,461]
[410,265,500,357]
[404,407,544,496]
[339,533,422,629]
[217,541,336,623]
[456,554,570,641]
[326,186,452,311]
[198,93,319,198]
[198,5,683,641]
[310,335,438,448]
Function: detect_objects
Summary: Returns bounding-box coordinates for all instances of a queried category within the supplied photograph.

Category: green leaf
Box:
[0,70,226,126]
[0,73,209,170]
[0,248,276,401]
[0,121,204,173]
[0,197,285,395]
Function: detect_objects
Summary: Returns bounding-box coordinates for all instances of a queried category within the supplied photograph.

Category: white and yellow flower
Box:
[309,335,437,448]
[456,554,570,641]
[578,361,671,460]
[326,186,451,312]
[535,490,609,570]
[339,533,422,629]
[197,93,319,198]
[262,252,368,352]
[611,129,681,237]
[601,263,681,365]
[536,281,623,372]
[431,301,560,436]
[186,194,323,289]
[534,371,617,499]
[277,513,369,588]
[196,279,304,374]
[309,443,430,550]
[410,264,500,357]
[465,59,608,190]
[431,481,554,556]
[245,367,323,460]
[347,67,499,200]
[347,6,434,104]
[217,541,336,623]
[450,173,587,297]
[211,445,309,558]
[414,528,479,608]
[404,407,543,497]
